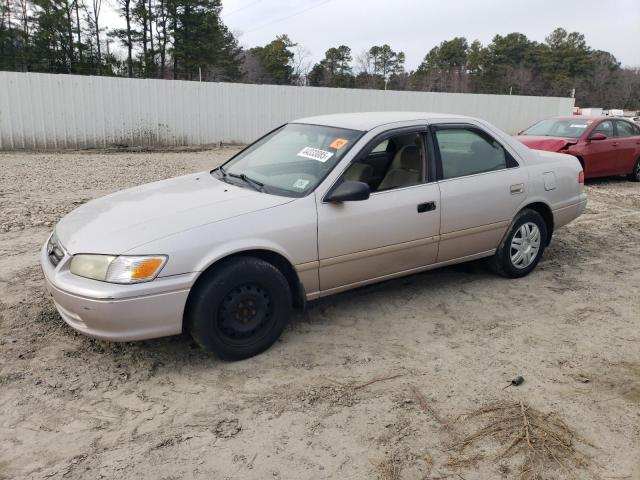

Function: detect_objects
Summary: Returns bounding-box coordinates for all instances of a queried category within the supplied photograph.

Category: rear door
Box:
[613,120,640,174]
[431,124,527,262]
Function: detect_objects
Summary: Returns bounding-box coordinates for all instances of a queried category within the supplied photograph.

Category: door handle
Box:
[417,201,436,213]
[510,183,525,194]
[612,142,618,146]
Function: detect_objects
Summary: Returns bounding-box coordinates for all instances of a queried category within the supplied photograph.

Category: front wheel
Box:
[488,209,548,278]
[627,159,640,182]
[186,256,292,360]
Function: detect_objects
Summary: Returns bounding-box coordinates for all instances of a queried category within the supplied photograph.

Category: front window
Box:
[592,120,613,137]
[341,132,426,192]
[521,119,591,138]
[217,123,362,197]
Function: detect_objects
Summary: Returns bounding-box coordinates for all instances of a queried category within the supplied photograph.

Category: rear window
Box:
[615,121,637,137]
[435,128,508,180]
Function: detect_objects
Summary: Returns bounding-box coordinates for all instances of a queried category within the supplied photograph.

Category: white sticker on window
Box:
[570,124,587,128]
[293,178,310,190]
[297,146,334,162]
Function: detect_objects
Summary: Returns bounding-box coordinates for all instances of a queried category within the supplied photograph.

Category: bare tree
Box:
[354,49,379,89]
[240,49,265,83]
[16,0,29,33]
[113,0,134,77]
[290,44,311,85]
[74,0,83,64]
[354,49,372,75]
[87,0,102,71]
[147,0,153,66]
[61,0,76,69]
[1,0,11,30]
[155,0,168,77]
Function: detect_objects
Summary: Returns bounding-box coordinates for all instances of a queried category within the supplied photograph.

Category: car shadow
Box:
[585,175,631,186]
[294,259,493,322]
[48,259,494,367]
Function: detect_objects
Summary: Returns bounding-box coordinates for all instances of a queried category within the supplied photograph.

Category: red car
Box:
[515,116,640,181]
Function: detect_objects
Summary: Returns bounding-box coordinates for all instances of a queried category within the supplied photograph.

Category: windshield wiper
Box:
[228,172,265,192]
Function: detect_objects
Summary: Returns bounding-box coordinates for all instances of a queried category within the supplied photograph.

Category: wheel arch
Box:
[520,201,554,245]
[185,248,305,319]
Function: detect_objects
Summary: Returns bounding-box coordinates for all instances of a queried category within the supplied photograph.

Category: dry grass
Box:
[375,450,404,480]
[449,400,598,480]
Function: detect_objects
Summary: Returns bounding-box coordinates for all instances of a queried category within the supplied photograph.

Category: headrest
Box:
[400,145,421,171]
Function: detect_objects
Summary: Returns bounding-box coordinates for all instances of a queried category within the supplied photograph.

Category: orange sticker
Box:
[329,138,348,150]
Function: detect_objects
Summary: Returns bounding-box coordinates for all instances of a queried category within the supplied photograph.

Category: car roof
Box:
[292,111,471,131]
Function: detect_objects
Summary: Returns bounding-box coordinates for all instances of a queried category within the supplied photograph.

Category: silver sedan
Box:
[41,112,587,359]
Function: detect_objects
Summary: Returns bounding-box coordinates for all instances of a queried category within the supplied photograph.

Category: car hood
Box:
[514,135,577,152]
[56,172,293,254]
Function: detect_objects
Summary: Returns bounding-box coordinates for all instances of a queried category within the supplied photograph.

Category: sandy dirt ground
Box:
[0,148,638,480]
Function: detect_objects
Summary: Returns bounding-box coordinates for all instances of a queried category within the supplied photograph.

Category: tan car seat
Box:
[342,162,374,185]
[378,145,422,190]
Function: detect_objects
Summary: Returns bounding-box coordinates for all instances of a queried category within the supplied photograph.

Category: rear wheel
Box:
[187,256,292,360]
[488,209,547,278]
[627,159,640,182]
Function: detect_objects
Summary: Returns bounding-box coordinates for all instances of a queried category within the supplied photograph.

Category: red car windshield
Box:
[522,119,591,138]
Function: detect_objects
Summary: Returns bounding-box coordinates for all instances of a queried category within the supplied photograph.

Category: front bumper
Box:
[40,237,197,342]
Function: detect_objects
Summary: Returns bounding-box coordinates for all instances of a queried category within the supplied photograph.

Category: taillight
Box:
[578,171,584,184]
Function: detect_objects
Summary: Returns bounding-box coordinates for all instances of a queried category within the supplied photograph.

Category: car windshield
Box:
[521,119,591,138]
[217,123,362,197]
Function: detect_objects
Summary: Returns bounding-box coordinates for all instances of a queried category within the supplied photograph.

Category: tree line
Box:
[1,0,638,109]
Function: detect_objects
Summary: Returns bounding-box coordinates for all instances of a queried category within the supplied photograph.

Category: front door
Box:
[584,120,618,177]
[316,129,441,293]
[431,124,528,262]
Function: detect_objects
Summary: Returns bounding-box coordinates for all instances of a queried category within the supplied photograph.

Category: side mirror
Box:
[590,133,607,141]
[326,181,370,202]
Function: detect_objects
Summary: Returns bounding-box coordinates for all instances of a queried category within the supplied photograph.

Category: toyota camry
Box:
[41,112,587,360]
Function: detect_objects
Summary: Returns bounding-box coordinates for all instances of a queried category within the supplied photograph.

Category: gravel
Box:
[0,148,639,479]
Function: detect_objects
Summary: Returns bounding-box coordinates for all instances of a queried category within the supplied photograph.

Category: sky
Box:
[103,0,640,69]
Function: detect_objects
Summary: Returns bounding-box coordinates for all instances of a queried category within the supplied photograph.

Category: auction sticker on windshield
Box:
[329,138,349,149]
[297,147,334,162]
[292,178,310,190]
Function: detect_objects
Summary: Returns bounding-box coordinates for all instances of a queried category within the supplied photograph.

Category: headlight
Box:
[70,255,167,284]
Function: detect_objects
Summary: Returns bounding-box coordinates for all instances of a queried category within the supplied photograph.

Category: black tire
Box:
[488,209,548,278]
[186,256,292,360]
[627,159,640,182]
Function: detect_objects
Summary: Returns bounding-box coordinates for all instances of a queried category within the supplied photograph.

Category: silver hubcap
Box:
[510,222,541,269]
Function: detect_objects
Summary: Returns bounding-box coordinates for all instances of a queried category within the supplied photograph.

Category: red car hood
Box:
[514,135,577,152]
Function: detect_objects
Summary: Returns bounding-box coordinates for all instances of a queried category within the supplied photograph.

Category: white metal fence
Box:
[0,71,575,150]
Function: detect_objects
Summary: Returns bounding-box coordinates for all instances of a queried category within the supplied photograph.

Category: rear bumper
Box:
[40,237,197,341]
[553,194,587,229]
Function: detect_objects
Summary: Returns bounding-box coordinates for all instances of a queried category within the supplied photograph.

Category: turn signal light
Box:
[131,258,165,280]
[578,171,584,184]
